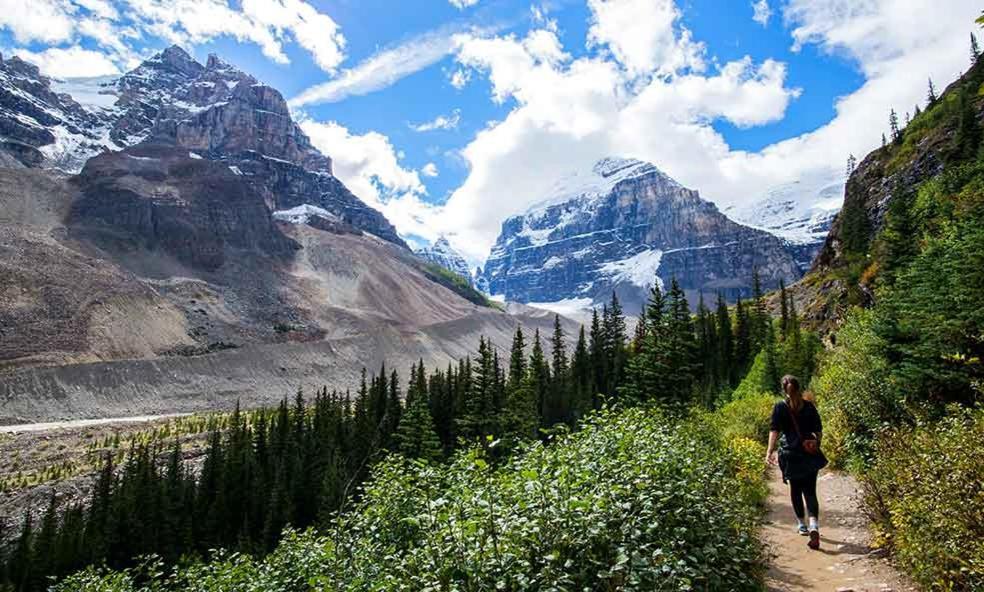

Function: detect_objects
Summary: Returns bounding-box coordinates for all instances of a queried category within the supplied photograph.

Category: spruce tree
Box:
[665,278,697,401]
[953,86,982,162]
[889,108,901,143]
[570,326,593,419]
[972,32,981,64]
[529,329,551,433]
[779,279,789,338]
[395,389,442,462]
[588,308,606,408]
[546,315,570,426]
[927,77,937,105]
[763,320,781,394]
[619,280,668,403]
[715,293,735,386]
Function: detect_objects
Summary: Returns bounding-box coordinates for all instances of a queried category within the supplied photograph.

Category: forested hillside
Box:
[807,42,984,589]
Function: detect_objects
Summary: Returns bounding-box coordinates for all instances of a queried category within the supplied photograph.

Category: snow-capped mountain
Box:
[724,171,844,270]
[0,53,118,171]
[0,46,404,247]
[480,157,802,314]
[416,237,474,285]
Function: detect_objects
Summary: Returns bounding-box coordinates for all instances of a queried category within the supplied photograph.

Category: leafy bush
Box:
[709,392,776,446]
[862,408,984,590]
[55,408,765,592]
[812,309,902,469]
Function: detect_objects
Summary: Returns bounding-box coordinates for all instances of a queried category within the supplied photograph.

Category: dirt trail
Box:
[0,413,190,434]
[763,468,914,592]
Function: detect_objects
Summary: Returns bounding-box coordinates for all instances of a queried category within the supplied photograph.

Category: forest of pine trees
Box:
[0,276,814,592]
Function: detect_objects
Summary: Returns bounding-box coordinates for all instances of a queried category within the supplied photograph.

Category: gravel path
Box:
[763,468,915,592]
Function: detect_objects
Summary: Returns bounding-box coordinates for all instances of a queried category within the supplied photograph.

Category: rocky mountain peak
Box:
[416,236,473,284]
[151,45,205,77]
[482,158,801,313]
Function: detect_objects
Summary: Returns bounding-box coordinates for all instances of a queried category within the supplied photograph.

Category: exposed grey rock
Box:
[481,157,802,312]
[415,237,473,285]
[0,53,114,170]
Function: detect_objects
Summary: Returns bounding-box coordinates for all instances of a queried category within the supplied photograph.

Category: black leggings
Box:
[789,472,819,520]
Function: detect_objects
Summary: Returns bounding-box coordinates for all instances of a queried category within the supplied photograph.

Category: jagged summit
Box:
[416,236,474,285]
[482,157,800,313]
[527,156,683,216]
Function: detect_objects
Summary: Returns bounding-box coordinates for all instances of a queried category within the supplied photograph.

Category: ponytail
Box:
[782,374,803,412]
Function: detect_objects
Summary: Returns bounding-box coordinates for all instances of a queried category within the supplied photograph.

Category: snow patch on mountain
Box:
[273,204,338,224]
[725,170,844,245]
[526,157,680,215]
[598,249,664,289]
[526,297,594,320]
[416,237,474,285]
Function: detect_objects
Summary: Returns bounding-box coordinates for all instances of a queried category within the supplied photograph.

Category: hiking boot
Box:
[808,529,821,550]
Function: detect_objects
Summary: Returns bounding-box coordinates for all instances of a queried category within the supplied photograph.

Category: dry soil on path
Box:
[762,468,915,592]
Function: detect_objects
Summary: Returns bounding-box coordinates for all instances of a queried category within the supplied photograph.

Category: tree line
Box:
[0,272,811,592]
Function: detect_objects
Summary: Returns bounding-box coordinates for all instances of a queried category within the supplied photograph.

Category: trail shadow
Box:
[766,564,811,591]
[815,537,871,556]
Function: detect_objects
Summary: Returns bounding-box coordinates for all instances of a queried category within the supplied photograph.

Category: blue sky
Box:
[0,0,977,262]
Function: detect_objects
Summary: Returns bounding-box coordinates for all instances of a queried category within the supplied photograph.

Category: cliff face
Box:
[0,53,112,170]
[791,59,984,331]
[481,157,802,312]
[72,143,298,271]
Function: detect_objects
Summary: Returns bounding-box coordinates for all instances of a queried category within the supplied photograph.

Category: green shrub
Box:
[812,309,903,469]
[709,392,776,446]
[56,408,765,592]
[862,408,984,590]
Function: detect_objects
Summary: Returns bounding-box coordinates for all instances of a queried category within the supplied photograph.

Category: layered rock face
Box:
[0,53,113,170]
[481,158,802,312]
[72,143,298,270]
[415,237,474,284]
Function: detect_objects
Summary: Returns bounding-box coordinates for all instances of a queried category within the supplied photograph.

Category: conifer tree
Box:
[507,326,526,390]
[715,293,735,386]
[588,308,607,407]
[602,292,627,396]
[972,32,981,64]
[665,278,697,401]
[889,108,901,143]
[546,315,570,426]
[733,296,753,377]
[528,329,551,432]
[570,325,593,419]
[846,153,857,178]
[619,280,668,403]
[779,279,790,337]
[763,321,781,394]
[953,85,982,162]
[395,385,442,462]
[927,77,937,105]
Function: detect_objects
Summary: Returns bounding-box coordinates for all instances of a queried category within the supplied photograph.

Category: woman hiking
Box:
[766,374,828,550]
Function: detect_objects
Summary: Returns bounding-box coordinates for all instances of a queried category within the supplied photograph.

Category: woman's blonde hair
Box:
[781,374,803,412]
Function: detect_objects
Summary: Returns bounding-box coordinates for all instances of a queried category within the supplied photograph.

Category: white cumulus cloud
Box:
[752,0,771,27]
[12,46,121,77]
[422,162,439,177]
[383,0,978,266]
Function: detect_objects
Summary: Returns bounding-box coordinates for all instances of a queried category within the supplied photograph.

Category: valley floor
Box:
[763,469,914,592]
